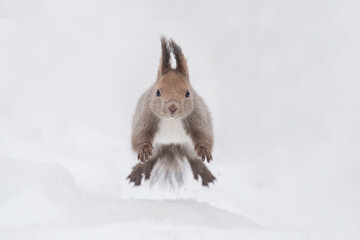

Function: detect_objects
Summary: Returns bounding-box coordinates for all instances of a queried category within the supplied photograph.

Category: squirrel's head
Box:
[150,37,194,119]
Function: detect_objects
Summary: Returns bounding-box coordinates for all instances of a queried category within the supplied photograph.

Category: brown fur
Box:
[128,37,215,186]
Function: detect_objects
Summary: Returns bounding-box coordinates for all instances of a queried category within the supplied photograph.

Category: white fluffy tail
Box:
[149,155,188,188]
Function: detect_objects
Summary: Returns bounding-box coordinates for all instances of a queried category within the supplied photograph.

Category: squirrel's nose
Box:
[168,104,178,114]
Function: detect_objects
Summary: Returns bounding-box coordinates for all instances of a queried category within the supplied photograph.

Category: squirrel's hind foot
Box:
[127,163,143,186]
[127,158,157,186]
[188,159,216,187]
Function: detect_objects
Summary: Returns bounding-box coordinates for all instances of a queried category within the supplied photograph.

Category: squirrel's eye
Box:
[185,90,190,98]
[156,89,161,97]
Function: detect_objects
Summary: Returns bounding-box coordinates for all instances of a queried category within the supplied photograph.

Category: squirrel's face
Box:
[150,71,194,119]
[150,37,194,119]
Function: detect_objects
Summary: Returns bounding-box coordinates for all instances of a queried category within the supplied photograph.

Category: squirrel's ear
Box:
[158,36,171,78]
[169,39,189,79]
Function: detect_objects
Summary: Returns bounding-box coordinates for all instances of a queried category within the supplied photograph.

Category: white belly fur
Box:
[153,118,194,147]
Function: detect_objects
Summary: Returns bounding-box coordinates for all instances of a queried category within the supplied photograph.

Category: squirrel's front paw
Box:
[137,143,153,162]
[195,145,213,163]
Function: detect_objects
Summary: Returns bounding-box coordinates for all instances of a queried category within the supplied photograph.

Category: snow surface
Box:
[1,0,360,239]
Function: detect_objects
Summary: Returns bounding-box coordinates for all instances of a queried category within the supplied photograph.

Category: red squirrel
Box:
[127,37,215,186]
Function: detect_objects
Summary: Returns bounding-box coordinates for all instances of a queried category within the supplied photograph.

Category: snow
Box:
[1,0,360,239]
[0,158,259,239]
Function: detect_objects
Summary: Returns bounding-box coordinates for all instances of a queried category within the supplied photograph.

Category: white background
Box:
[1,0,359,239]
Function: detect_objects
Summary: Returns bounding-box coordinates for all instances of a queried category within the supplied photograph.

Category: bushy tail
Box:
[150,152,188,187]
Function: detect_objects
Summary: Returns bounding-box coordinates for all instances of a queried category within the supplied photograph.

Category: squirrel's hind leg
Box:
[127,158,158,186]
[186,153,216,186]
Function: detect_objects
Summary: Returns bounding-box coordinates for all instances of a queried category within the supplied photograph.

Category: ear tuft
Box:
[157,36,189,81]
[169,39,189,78]
[159,36,171,75]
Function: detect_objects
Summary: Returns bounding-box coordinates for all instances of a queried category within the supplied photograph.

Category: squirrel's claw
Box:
[195,145,212,163]
[205,152,213,163]
[138,143,153,162]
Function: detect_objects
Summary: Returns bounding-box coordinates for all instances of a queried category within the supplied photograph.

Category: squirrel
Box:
[127,37,215,187]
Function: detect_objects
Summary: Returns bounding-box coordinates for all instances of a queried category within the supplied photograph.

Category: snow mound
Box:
[0,158,259,230]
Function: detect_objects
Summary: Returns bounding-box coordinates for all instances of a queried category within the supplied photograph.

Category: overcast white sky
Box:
[1,0,360,239]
